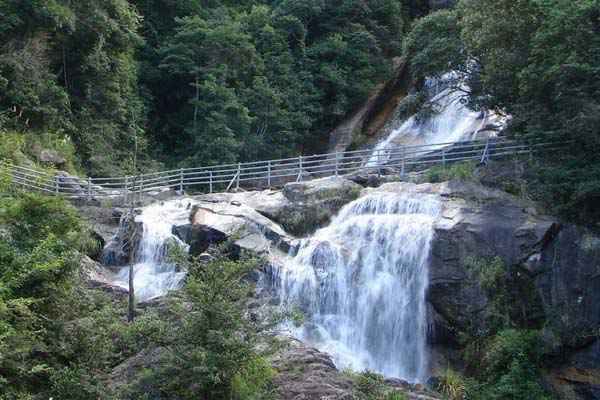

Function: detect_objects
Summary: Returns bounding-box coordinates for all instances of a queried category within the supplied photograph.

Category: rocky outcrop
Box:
[363,180,600,398]
[329,58,410,153]
[183,177,363,249]
[101,210,143,266]
[271,336,442,400]
[271,337,355,400]
[79,254,128,297]
[175,195,294,257]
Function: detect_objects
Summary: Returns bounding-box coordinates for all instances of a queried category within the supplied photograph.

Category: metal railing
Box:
[1,137,563,200]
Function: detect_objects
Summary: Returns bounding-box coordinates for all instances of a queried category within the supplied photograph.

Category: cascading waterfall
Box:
[366,73,502,166]
[113,199,195,301]
[272,191,441,382]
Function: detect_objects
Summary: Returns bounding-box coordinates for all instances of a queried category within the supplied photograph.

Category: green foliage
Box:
[141,0,403,166]
[0,0,146,177]
[457,257,551,399]
[345,370,408,400]
[121,256,274,400]
[437,367,466,400]
[404,0,600,224]
[464,330,550,400]
[422,161,478,183]
[0,191,175,399]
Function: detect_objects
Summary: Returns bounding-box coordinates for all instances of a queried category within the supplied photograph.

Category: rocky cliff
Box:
[158,174,600,399]
[87,167,600,399]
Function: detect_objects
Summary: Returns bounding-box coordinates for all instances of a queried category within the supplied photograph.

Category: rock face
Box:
[184,177,362,246]
[271,337,355,400]
[271,336,442,400]
[364,180,600,398]
[39,149,67,168]
[176,195,294,257]
[101,210,143,266]
[329,58,410,153]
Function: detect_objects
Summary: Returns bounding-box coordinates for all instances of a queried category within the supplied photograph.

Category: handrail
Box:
[0,137,566,199]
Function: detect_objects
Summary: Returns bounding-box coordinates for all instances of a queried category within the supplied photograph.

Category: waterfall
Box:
[112,199,194,301]
[272,191,441,382]
[366,73,503,166]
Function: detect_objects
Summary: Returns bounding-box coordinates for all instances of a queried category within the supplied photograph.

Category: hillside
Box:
[1,1,600,400]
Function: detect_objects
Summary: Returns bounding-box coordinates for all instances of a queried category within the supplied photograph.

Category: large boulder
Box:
[192,177,362,238]
[271,337,354,400]
[101,210,143,266]
[39,149,67,168]
[272,336,442,400]
[176,198,294,257]
[276,176,362,236]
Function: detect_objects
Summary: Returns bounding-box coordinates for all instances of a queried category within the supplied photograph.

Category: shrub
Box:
[423,161,478,183]
[346,370,408,400]
[437,368,466,400]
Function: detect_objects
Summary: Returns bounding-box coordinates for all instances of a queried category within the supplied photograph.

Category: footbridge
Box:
[1,137,560,200]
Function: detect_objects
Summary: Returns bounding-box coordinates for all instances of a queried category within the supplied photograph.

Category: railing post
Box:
[267,161,271,189]
[124,175,129,204]
[138,175,143,204]
[401,146,405,178]
[297,156,303,182]
[179,168,184,194]
[236,163,241,191]
[54,175,59,194]
[87,177,92,202]
[209,170,213,194]
[442,150,446,168]
[335,152,339,177]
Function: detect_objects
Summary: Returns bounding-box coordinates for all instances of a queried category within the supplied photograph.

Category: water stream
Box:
[366,73,502,166]
[112,199,194,301]
[272,191,441,382]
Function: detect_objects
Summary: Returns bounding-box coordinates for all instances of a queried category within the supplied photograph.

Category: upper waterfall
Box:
[112,199,194,301]
[366,73,504,166]
[272,191,441,382]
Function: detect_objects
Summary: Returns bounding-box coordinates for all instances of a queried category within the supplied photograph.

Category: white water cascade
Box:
[112,199,195,301]
[366,73,503,166]
[273,191,441,382]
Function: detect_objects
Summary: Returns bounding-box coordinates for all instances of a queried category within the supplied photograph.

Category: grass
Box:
[437,367,466,400]
[0,130,82,175]
[421,161,478,183]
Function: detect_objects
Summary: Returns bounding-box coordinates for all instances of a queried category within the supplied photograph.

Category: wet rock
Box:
[180,199,293,257]
[367,180,600,398]
[101,211,143,266]
[277,176,362,235]
[79,255,127,297]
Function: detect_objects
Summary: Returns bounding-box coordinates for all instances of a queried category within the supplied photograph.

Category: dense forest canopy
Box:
[1,0,599,220]
[0,0,419,175]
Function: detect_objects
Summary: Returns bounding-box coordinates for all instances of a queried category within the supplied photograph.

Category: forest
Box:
[1,0,598,221]
[1,1,600,399]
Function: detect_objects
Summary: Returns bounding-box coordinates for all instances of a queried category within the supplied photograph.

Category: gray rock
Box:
[39,149,66,167]
[101,211,143,266]
[367,180,600,397]
[277,176,363,236]
[181,199,293,257]
[270,336,354,400]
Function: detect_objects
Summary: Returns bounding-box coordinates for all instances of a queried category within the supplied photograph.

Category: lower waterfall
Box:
[272,191,441,382]
[113,200,193,301]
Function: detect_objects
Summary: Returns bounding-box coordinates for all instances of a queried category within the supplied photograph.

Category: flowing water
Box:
[366,73,502,166]
[112,199,195,301]
[272,191,441,382]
